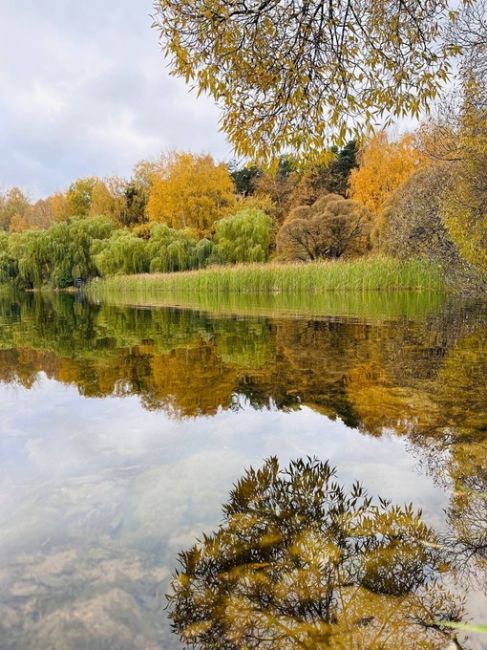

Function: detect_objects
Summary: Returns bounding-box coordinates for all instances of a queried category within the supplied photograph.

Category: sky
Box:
[0,0,231,199]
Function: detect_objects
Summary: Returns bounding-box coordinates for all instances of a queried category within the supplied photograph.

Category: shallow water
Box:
[0,292,485,649]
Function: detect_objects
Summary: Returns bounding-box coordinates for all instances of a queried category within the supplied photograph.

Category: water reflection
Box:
[0,293,485,472]
[167,457,470,649]
[0,292,485,649]
[0,293,485,422]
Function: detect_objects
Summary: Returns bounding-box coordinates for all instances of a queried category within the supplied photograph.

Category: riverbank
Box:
[86,257,446,305]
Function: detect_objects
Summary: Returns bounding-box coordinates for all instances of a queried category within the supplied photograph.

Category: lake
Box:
[0,291,485,649]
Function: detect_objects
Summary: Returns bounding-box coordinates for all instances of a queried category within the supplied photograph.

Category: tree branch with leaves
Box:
[154,0,462,159]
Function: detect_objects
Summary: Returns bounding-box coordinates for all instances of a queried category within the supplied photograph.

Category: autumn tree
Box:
[46,192,69,223]
[380,164,461,267]
[17,193,68,230]
[146,152,236,235]
[154,0,460,160]
[415,0,487,164]
[448,0,487,76]
[440,76,487,278]
[0,187,30,231]
[291,141,359,206]
[3,192,66,232]
[89,175,149,226]
[277,194,372,261]
[26,198,57,230]
[349,133,428,221]
[8,213,30,233]
[253,156,299,223]
[65,175,148,227]
[65,177,98,218]
[88,179,119,221]
[404,1,487,279]
[132,158,164,192]
[416,99,463,163]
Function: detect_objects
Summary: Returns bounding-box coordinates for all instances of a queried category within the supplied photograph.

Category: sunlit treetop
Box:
[153,0,463,160]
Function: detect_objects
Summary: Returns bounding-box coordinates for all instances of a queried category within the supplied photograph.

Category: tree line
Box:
[0,145,358,288]
[0,90,486,288]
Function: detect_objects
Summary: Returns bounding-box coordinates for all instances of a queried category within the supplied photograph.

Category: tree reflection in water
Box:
[167,458,465,650]
[0,294,485,647]
[446,477,487,592]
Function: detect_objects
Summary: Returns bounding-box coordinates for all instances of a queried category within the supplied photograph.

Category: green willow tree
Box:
[147,224,213,273]
[4,217,115,288]
[94,230,150,276]
[214,208,275,264]
[153,0,462,159]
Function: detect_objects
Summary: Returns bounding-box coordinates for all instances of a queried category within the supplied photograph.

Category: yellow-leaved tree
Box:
[349,134,427,214]
[441,76,487,278]
[349,133,428,245]
[46,193,69,223]
[146,152,236,235]
[153,0,460,160]
[89,180,118,221]
[65,178,98,218]
[0,188,30,231]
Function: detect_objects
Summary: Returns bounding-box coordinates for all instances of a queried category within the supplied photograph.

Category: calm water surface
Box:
[0,292,485,649]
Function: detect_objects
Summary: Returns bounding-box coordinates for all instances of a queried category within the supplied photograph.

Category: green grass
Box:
[88,256,445,298]
[86,257,448,321]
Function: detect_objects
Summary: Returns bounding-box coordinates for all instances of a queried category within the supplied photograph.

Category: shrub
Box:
[277,194,372,261]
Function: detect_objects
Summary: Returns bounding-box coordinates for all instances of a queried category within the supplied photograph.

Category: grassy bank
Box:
[85,257,449,320]
[88,257,445,298]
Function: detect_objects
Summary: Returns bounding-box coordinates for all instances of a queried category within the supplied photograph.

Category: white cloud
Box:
[0,0,230,199]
